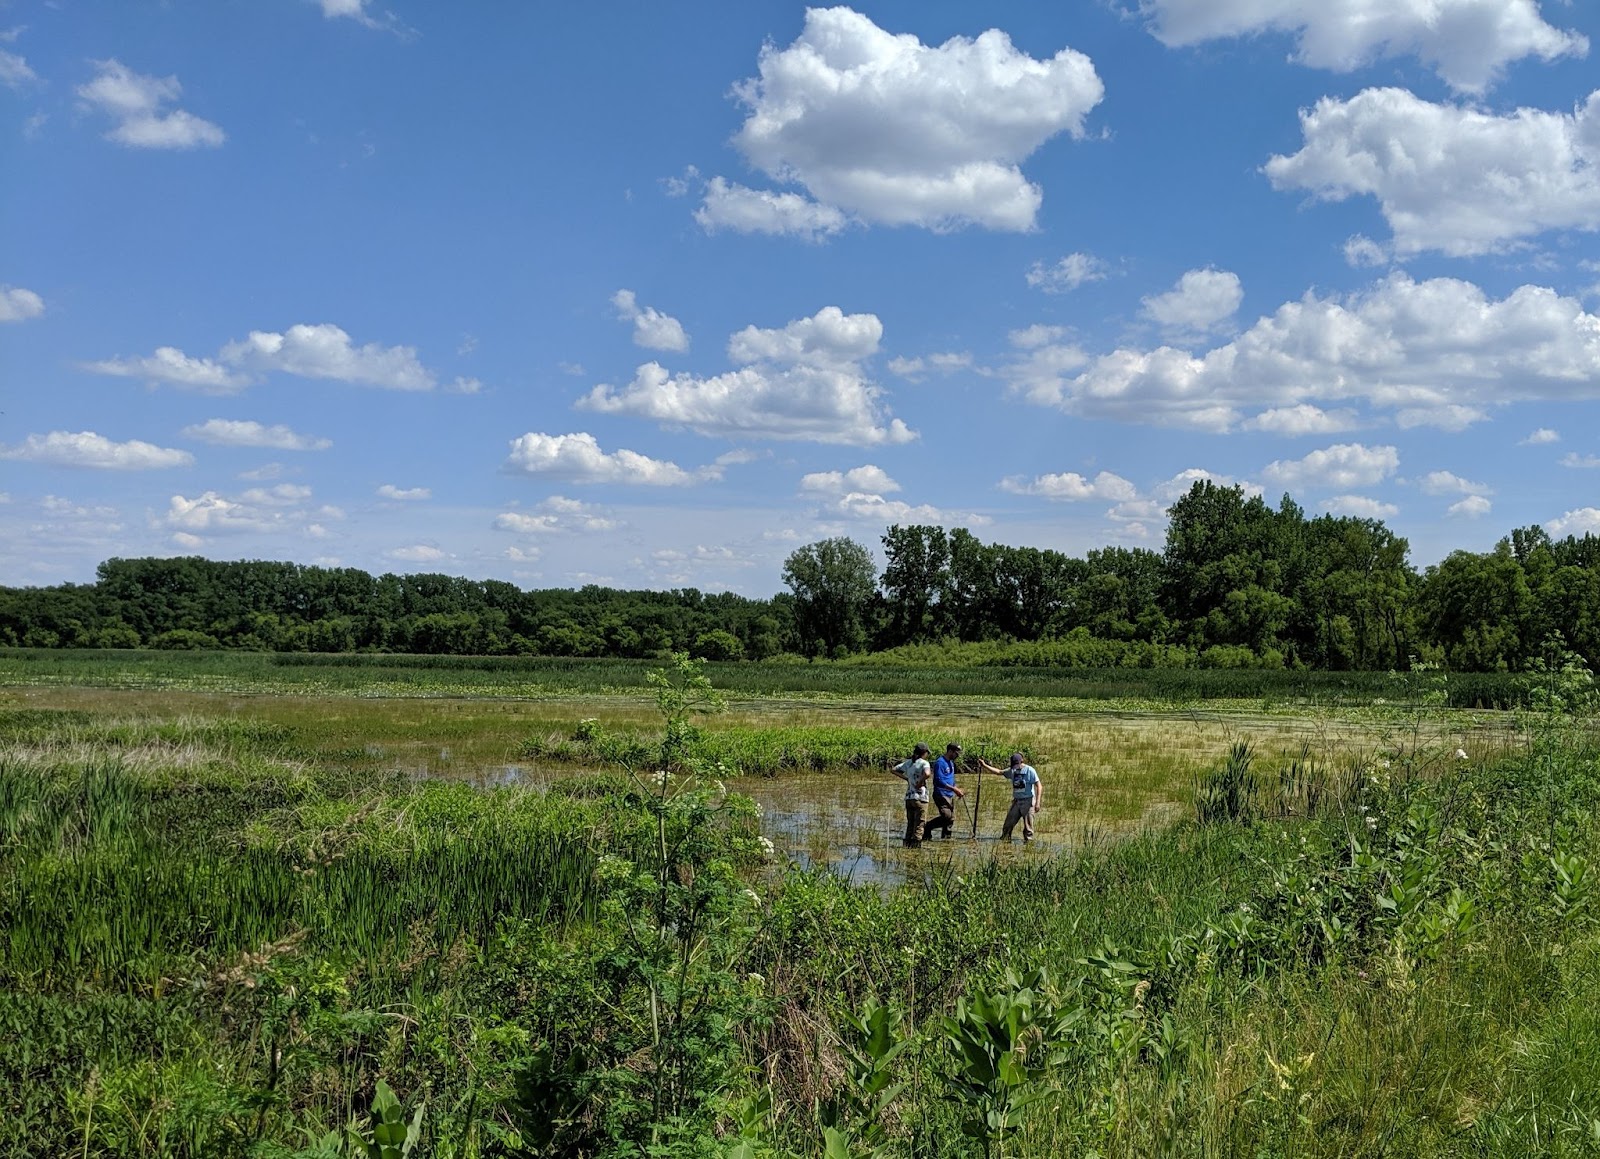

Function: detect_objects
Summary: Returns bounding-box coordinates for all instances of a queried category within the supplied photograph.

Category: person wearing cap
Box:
[976,752,1042,843]
[923,742,968,840]
[891,742,933,846]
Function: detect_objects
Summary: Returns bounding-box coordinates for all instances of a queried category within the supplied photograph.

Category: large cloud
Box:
[580,306,914,446]
[1007,273,1600,431]
[504,432,703,486]
[696,7,1103,235]
[1,430,193,470]
[181,419,331,451]
[1266,88,1600,257]
[76,59,225,149]
[89,322,469,392]
[1139,0,1586,92]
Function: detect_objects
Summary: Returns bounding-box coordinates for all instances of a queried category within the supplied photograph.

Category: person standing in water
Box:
[922,742,967,840]
[892,742,933,846]
[976,752,1042,843]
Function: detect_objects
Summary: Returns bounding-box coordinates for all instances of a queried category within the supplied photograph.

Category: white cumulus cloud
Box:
[1,430,193,470]
[1000,471,1138,501]
[76,59,225,149]
[377,484,431,501]
[84,346,249,392]
[1027,253,1108,293]
[697,7,1104,235]
[612,289,689,353]
[1561,452,1600,469]
[695,179,848,240]
[1324,494,1399,518]
[504,432,702,486]
[1139,0,1586,93]
[181,419,331,451]
[1522,427,1560,445]
[0,285,43,322]
[1155,468,1263,502]
[89,323,454,392]
[799,465,901,495]
[1263,443,1399,491]
[1448,495,1493,518]
[1008,273,1600,431]
[1141,268,1244,334]
[1266,88,1600,257]
[580,306,914,446]
[495,495,617,534]
[1243,405,1360,436]
[1547,507,1600,536]
[220,323,436,390]
[1419,470,1491,496]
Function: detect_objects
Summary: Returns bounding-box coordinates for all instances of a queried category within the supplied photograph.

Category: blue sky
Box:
[3,0,1599,592]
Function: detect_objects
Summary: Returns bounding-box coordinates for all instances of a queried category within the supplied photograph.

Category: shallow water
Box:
[452,762,1098,885]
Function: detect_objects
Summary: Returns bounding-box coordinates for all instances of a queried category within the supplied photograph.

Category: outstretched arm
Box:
[975,758,1006,775]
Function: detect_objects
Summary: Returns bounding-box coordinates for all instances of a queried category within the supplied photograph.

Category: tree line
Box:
[3,481,1598,672]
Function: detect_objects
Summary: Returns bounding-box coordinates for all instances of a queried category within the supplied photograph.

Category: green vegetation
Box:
[2,656,1599,1156]
[0,645,1556,709]
[4,482,1600,673]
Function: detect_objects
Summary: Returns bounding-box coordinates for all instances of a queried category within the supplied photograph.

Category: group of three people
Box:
[893,742,1042,847]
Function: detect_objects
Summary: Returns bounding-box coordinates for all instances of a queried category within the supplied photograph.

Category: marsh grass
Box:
[0,670,1589,1158]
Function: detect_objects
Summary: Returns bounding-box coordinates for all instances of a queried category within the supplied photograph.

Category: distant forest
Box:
[4,482,1598,673]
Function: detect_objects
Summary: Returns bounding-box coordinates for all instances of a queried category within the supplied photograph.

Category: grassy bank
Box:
[1,657,1597,1156]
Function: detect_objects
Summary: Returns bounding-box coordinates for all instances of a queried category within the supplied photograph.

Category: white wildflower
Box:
[742,889,761,906]
[747,972,764,985]
[1455,749,1468,761]
[757,836,776,858]
[651,770,670,785]
[1365,816,1378,831]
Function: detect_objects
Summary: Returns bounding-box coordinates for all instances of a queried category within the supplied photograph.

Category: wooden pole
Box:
[970,755,982,839]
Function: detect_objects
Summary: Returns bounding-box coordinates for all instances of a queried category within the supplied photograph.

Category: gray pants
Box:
[1002,797,1036,841]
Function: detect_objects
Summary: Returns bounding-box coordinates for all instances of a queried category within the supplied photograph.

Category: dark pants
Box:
[924,794,957,839]
[903,799,927,846]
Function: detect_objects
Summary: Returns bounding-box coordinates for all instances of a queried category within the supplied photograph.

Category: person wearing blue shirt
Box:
[977,752,1042,843]
[922,742,967,840]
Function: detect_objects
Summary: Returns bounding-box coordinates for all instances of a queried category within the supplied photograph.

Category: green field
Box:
[1,653,1597,1157]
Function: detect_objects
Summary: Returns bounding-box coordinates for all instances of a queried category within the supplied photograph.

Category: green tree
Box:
[783,537,877,657]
